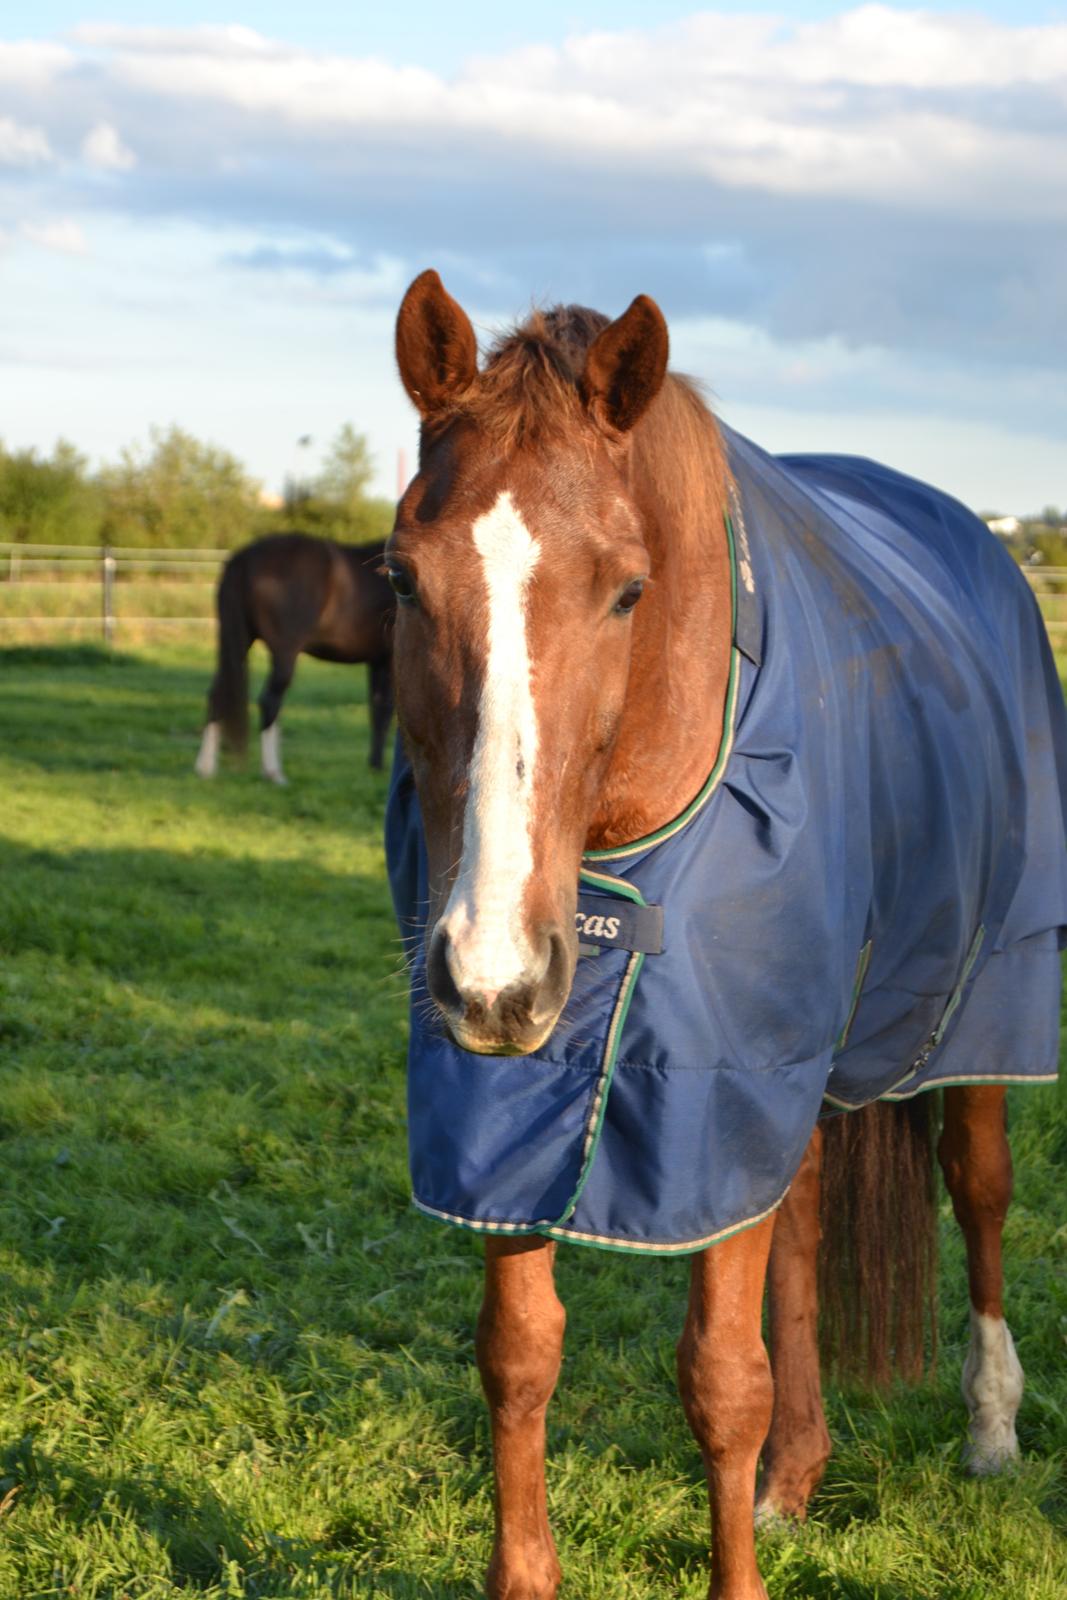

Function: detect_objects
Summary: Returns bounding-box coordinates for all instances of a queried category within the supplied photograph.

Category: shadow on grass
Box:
[0,638,373,702]
[3,1423,490,1597]
[0,643,127,669]
[760,1533,953,1599]
[758,1554,937,1600]
[1,1432,345,1595]
[0,834,399,1025]
[1,676,394,805]
[359,1576,477,1598]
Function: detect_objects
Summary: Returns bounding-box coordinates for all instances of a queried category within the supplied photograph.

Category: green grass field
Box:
[0,642,1064,1600]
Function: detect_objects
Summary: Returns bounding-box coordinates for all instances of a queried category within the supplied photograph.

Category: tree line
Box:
[0,424,395,549]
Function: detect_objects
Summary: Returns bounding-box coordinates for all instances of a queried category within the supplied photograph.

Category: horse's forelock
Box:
[436,305,612,451]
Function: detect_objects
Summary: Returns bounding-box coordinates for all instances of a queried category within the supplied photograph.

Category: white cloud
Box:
[81,121,136,172]
[558,7,1067,92]
[53,12,1067,222]
[20,219,89,256]
[0,115,52,167]
[71,23,278,59]
[0,40,70,87]
[777,5,1067,88]
[0,9,1056,373]
[1,10,1065,509]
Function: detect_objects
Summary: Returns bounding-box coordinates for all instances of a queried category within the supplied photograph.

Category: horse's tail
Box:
[818,1096,939,1387]
[210,556,251,753]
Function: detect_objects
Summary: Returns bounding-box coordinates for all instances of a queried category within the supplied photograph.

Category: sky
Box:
[2,4,1066,514]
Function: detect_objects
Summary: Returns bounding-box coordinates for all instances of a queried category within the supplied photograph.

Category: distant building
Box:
[986,515,1023,537]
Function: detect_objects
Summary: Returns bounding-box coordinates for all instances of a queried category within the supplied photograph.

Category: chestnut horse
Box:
[194,532,394,783]
[386,270,1063,1600]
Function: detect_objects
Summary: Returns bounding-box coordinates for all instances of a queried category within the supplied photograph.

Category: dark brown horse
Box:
[386,270,1058,1600]
[195,532,395,783]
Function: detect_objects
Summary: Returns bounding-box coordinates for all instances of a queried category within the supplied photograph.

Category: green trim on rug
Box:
[410,868,652,1246]
[932,924,985,1047]
[411,1197,550,1236]
[823,1070,1058,1114]
[550,864,653,1228]
[834,939,872,1053]
[544,1187,788,1256]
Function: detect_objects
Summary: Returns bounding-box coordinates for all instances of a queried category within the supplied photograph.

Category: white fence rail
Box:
[1018,567,1067,635]
[0,542,227,642]
[2,542,1066,646]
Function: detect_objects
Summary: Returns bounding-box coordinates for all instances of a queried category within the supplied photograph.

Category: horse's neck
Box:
[587,395,732,851]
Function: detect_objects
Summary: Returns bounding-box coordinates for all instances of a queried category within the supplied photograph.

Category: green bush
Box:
[0,439,105,546]
[0,424,394,551]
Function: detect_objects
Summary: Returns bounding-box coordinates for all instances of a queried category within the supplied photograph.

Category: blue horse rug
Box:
[386,424,1067,1254]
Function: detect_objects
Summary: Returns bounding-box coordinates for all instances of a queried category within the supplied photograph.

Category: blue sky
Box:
[19,3,1067,61]
[2,5,1066,512]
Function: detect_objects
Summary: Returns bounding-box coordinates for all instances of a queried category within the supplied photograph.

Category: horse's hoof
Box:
[963,1435,1020,1476]
[263,772,288,787]
[485,1548,561,1599]
[754,1496,803,1530]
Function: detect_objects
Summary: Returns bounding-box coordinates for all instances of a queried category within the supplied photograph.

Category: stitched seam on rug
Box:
[822,1071,1058,1113]
[932,923,985,1045]
[544,1187,788,1255]
[549,947,645,1229]
[834,938,873,1053]
[412,1198,554,1233]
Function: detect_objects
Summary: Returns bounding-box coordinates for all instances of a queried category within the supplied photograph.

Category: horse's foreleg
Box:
[678,1215,776,1600]
[258,650,296,784]
[937,1085,1023,1474]
[476,1236,565,1600]
[756,1128,830,1521]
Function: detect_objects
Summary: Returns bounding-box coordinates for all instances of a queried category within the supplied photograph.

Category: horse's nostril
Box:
[546,929,568,990]
[427,927,463,1017]
[427,921,573,1046]
[533,928,572,1022]
[430,926,507,1017]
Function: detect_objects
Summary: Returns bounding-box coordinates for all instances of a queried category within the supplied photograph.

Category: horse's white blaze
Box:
[194,721,220,778]
[961,1309,1024,1474]
[261,723,286,785]
[441,491,541,1003]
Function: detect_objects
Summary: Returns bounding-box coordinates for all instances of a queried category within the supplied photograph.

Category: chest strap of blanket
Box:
[575,891,664,955]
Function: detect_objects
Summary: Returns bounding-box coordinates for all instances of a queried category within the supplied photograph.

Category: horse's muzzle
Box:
[426,924,573,1055]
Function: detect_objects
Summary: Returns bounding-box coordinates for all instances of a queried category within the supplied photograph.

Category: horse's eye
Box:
[387,566,417,605]
[614,579,645,616]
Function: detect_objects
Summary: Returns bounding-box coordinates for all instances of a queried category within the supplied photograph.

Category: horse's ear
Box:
[580,295,669,434]
[396,269,479,418]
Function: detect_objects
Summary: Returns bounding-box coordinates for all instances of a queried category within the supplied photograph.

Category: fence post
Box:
[101,545,116,646]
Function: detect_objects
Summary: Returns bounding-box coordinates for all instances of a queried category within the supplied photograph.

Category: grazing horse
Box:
[384,271,1067,1600]
[194,532,395,783]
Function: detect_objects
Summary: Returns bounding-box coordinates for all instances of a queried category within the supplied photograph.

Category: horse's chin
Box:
[445,1015,560,1058]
